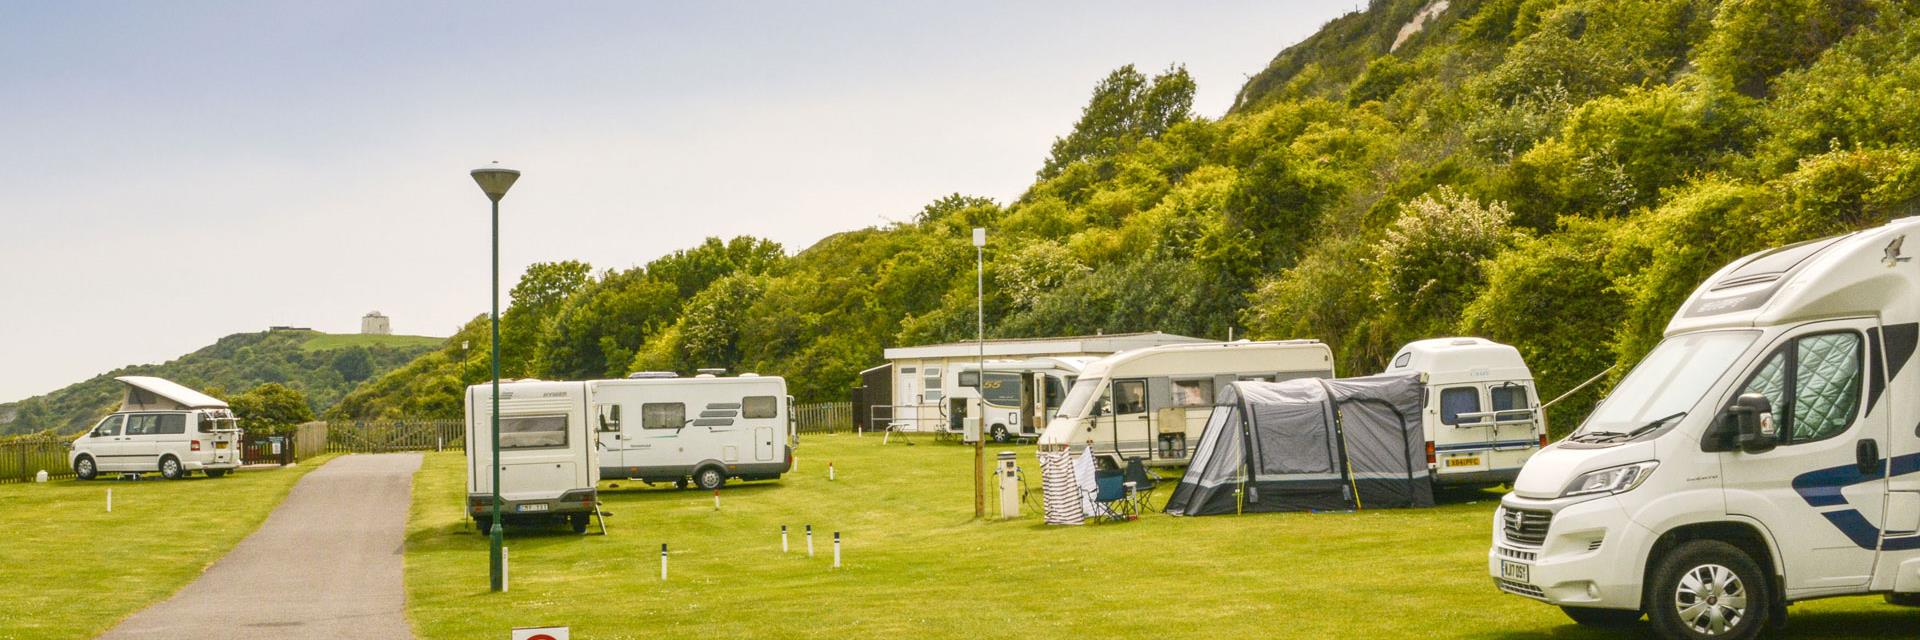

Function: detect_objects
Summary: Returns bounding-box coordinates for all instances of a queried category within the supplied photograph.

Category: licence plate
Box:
[1446,455,1482,467]
[517,503,549,513]
[215,442,230,449]
[1500,560,1531,583]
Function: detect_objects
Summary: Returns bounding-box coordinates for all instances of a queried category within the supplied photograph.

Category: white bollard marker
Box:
[106,488,112,513]
[781,525,789,553]
[833,532,842,569]
[806,525,814,558]
[829,462,836,481]
[502,547,510,592]
[660,543,669,581]
[713,489,721,510]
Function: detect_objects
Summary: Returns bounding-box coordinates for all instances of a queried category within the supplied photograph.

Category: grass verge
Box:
[404,437,1911,639]
[0,456,333,639]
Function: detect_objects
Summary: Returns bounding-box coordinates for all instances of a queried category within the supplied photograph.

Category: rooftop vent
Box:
[627,371,679,379]
[696,368,728,376]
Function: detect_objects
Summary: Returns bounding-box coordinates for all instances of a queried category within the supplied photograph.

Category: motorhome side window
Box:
[1732,331,1863,444]
[93,415,124,437]
[1113,380,1147,415]
[1440,388,1483,425]
[641,403,686,430]
[742,396,778,419]
[980,373,1022,407]
[500,415,568,449]
[923,367,943,401]
[597,404,622,431]
[1174,379,1214,407]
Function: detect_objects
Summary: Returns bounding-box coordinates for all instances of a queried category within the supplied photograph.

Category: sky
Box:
[0,1,1354,402]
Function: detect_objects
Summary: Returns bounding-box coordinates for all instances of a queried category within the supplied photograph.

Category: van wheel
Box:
[1647,540,1772,640]
[74,456,98,480]
[694,467,726,490]
[159,456,185,480]
[569,513,590,534]
[990,425,1011,443]
[205,469,228,478]
[1562,606,1641,627]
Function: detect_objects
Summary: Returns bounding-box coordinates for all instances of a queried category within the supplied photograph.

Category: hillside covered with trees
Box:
[337,0,1920,433]
[1,330,439,435]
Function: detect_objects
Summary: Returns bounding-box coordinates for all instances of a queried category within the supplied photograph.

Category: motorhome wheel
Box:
[74,456,97,480]
[695,467,726,490]
[1888,592,1920,607]
[1561,606,1640,627]
[1647,540,1771,640]
[159,456,184,480]
[990,425,1010,443]
[205,469,227,478]
[570,513,590,534]
[473,517,489,533]
[674,478,689,490]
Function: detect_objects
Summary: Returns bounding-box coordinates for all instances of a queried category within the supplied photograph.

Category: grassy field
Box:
[404,437,1913,639]
[299,332,444,352]
[0,457,330,639]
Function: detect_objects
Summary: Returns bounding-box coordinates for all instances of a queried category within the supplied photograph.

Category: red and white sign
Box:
[511,627,569,640]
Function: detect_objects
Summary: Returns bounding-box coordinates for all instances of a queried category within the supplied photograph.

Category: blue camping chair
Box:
[1091,469,1150,521]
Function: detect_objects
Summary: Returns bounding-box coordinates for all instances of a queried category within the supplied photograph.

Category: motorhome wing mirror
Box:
[1729,393,1778,453]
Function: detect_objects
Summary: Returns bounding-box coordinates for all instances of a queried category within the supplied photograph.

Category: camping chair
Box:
[882,420,917,445]
[1088,470,1150,521]
[1121,457,1160,513]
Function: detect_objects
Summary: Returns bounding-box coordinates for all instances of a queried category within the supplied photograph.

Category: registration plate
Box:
[517,503,549,513]
[1500,560,1531,583]
[215,442,229,449]
[1445,455,1482,468]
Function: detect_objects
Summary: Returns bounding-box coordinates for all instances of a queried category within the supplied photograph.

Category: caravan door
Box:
[1109,378,1152,461]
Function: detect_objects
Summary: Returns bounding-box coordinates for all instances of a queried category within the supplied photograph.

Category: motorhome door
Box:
[1109,378,1151,461]
[595,402,624,467]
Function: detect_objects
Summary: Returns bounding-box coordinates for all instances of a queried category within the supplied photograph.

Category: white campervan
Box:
[1038,340,1336,468]
[1490,219,1920,639]
[465,380,600,533]
[950,357,1089,443]
[592,373,794,490]
[1384,338,1547,487]
[70,376,243,480]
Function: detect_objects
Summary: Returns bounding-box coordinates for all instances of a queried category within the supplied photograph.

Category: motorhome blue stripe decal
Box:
[1792,452,1920,549]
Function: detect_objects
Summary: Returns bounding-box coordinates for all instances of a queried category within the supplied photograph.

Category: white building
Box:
[361,311,391,335]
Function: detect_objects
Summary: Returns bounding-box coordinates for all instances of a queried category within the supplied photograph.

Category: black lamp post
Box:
[470,164,519,592]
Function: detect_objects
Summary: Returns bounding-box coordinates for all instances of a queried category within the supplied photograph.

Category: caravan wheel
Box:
[694,467,726,490]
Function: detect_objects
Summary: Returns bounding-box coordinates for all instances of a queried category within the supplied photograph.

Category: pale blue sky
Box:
[0,1,1353,401]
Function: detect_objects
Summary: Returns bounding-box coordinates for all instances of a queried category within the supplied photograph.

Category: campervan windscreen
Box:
[1056,377,1105,420]
[1574,330,1757,439]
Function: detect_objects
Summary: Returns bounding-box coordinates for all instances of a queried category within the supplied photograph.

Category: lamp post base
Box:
[489,523,504,591]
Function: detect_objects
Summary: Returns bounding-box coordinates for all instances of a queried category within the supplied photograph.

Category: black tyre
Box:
[570,513,590,534]
[1647,540,1772,640]
[673,478,689,490]
[990,425,1011,443]
[205,469,228,478]
[159,456,185,480]
[1887,592,1920,607]
[694,466,726,490]
[1562,606,1641,627]
[74,456,98,480]
[473,516,490,533]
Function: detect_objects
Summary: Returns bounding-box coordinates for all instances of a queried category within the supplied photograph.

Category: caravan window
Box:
[641,403,687,430]
[500,415,568,449]
[597,404,622,432]
[1440,388,1483,425]
[1173,379,1215,408]
[980,373,1022,407]
[1113,380,1147,415]
[743,396,778,419]
[923,367,943,402]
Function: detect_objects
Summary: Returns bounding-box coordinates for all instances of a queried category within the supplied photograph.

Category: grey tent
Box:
[1165,374,1433,516]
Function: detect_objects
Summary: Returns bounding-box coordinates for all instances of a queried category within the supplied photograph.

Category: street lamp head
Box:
[470,165,520,202]
[972,227,986,248]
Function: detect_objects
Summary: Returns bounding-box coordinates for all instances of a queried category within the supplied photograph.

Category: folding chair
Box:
[1087,470,1149,522]
[882,421,917,445]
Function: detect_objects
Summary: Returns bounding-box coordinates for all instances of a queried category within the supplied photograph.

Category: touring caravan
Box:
[465,380,599,533]
[1038,340,1336,468]
[1384,338,1547,486]
[949,357,1091,443]
[69,376,244,480]
[1490,219,1920,639]
[592,373,794,490]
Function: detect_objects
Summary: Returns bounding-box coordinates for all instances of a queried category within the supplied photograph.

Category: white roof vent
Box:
[739,372,761,377]
[628,371,679,379]
[695,373,718,378]
[696,368,728,376]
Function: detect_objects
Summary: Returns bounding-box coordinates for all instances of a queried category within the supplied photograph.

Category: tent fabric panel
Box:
[1242,379,1334,476]
[1165,402,1244,515]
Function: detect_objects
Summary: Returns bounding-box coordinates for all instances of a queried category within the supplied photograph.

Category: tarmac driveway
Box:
[99,453,423,639]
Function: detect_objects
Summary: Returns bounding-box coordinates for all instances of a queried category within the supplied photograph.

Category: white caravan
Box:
[1384,338,1547,487]
[70,376,243,480]
[465,380,600,533]
[1039,340,1336,468]
[592,373,794,490]
[949,357,1091,443]
[1490,219,1920,639]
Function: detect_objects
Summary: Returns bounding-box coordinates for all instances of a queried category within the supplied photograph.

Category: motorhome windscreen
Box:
[1056,377,1105,420]
[1577,331,1758,436]
[500,415,568,449]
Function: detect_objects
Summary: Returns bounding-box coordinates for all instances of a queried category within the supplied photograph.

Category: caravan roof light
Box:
[696,368,728,376]
[628,371,679,379]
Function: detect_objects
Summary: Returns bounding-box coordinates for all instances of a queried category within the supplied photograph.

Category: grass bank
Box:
[403,438,1909,639]
[0,457,332,639]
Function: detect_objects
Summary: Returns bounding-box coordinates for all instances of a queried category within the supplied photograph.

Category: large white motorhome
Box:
[592,373,794,490]
[1038,340,1336,468]
[1490,219,1920,639]
[69,376,244,480]
[465,380,600,533]
[948,357,1090,443]
[1384,338,1548,487]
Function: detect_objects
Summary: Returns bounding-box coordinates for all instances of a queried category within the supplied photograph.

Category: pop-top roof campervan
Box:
[69,376,244,480]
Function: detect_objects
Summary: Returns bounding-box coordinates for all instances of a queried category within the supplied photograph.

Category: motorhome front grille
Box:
[1587,538,1604,552]
[1497,579,1546,600]
[1502,508,1552,547]
[1497,546,1537,562]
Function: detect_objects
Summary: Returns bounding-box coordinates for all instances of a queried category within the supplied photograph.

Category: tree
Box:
[1038,65,1196,179]
[229,383,316,434]
[330,349,374,383]
[644,236,785,300]
[501,261,593,376]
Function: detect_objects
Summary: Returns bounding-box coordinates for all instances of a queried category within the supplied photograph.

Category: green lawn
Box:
[299,332,444,352]
[404,438,1912,639]
[0,458,330,640]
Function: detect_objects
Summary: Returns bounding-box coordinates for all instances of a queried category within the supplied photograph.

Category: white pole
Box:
[806,525,814,558]
[829,462,836,481]
[502,547,510,592]
[106,488,112,513]
[660,543,668,581]
[713,489,720,510]
[833,532,842,569]
[781,525,789,553]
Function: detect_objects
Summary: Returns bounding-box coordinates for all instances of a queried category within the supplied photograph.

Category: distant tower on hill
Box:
[361,311,392,335]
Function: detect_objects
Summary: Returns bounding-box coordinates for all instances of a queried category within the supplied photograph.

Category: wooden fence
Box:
[0,436,74,484]
[304,420,465,454]
[793,401,852,434]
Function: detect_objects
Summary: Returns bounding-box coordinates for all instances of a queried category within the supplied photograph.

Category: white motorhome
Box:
[465,380,600,533]
[1490,220,1920,639]
[949,357,1090,443]
[1384,338,1547,487]
[70,376,243,480]
[592,373,794,490]
[1038,340,1336,468]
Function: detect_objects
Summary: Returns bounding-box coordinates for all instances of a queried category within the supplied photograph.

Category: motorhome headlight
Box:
[1560,461,1658,498]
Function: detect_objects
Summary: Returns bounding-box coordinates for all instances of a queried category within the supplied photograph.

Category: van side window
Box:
[196,415,213,433]
[1440,388,1483,425]
[1490,386,1528,416]
[1113,380,1147,415]
[1393,353,1411,368]
[743,396,778,419]
[1738,332,1863,444]
[156,414,186,435]
[1173,379,1214,407]
[125,414,159,436]
[641,403,686,430]
[93,415,124,437]
[500,415,568,449]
